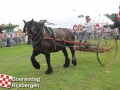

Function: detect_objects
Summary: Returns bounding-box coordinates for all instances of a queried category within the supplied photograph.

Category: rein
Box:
[31,27,45,45]
[32,31,41,45]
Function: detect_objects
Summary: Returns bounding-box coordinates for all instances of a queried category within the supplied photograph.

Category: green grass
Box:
[0,41,120,90]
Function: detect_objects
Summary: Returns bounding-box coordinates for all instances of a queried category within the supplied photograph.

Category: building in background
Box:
[0,23,19,33]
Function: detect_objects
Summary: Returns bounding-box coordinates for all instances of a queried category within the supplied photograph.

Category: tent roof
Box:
[46,16,114,29]
[0,24,19,30]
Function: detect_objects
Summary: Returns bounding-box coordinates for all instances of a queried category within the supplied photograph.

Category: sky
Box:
[0,0,120,27]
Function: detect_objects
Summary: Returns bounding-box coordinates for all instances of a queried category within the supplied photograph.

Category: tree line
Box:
[78,13,118,22]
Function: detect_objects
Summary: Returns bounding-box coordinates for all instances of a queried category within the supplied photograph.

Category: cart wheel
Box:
[96,33,118,66]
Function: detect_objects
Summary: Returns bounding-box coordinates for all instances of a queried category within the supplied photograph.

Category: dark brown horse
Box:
[23,19,77,74]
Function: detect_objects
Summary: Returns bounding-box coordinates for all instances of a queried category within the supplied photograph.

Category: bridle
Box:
[26,22,45,45]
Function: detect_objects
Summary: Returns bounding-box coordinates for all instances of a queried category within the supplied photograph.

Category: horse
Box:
[23,19,77,74]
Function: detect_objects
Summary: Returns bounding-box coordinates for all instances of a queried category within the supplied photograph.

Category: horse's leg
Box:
[31,50,40,69]
[62,48,70,67]
[69,46,77,66]
[45,52,53,74]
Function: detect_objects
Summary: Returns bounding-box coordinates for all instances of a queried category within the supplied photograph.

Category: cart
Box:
[44,32,118,66]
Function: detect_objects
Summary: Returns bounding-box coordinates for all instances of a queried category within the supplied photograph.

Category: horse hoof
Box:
[72,61,77,66]
[34,65,40,69]
[45,69,53,74]
[63,64,69,68]
[33,63,40,69]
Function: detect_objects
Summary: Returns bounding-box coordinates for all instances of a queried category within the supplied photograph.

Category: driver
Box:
[78,16,93,43]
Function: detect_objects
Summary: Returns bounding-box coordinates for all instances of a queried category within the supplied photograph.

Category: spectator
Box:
[0,28,2,33]
[72,25,78,40]
[114,28,119,39]
[0,33,2,47]
[2,33,7,47]
[94,24,102,39]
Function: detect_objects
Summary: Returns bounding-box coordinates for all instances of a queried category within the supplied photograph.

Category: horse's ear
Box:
[23,20,27,33]
[31,19,34,25]
[23,20,26,24]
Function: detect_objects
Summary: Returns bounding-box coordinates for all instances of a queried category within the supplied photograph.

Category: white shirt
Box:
[6,34,10,38]
[114,28,119,35]
[12,33,15,38]
[82,20,93,33]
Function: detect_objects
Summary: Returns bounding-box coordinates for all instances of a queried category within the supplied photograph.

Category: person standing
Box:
[114,27,119,39]
[94,24,102,39]
[0,28,2,33]
[78,16,93,42]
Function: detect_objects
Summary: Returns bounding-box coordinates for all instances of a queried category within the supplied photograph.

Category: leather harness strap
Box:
[45,26,56,50]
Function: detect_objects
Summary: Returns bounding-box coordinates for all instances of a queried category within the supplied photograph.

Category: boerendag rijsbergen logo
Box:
[0,74,40,89]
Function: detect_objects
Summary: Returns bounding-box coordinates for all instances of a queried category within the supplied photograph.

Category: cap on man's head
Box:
[85,15,90,18]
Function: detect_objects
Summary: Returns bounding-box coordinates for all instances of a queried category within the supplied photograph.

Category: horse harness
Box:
[44,26,57,50]
[29,21,68,51]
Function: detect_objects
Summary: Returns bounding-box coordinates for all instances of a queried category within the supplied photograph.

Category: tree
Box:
[104,13,118,22]
[78,15,84,18]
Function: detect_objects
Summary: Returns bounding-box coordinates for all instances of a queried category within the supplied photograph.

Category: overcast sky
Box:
[0,0,120,25]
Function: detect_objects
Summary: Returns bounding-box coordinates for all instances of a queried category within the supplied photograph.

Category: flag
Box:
[0,74,12,88]
[117,3,120,21]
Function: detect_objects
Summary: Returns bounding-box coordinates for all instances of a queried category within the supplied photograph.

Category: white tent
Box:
[46,16,114,30]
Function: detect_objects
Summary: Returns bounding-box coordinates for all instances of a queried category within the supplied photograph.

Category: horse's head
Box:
[23,19,46,45]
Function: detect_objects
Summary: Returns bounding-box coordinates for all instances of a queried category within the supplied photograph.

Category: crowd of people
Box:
[0,31,28,48]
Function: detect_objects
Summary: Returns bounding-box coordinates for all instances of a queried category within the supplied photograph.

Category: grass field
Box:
[0,40,120,90]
